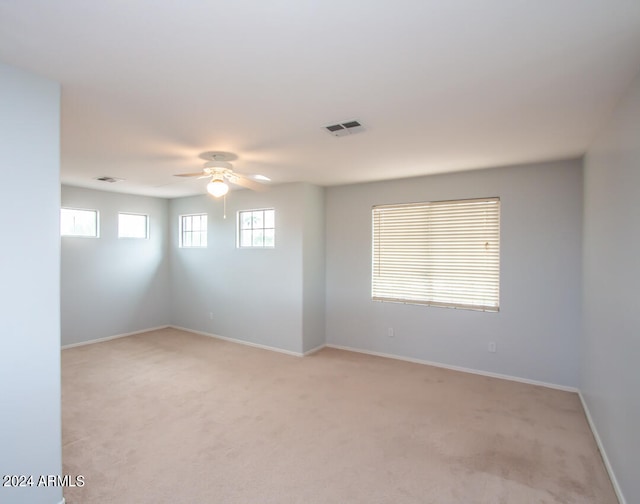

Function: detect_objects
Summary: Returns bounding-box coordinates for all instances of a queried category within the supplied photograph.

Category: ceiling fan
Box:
[174,151,267,197]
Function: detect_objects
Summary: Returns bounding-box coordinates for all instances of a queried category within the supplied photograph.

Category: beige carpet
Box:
[62,328,616,504]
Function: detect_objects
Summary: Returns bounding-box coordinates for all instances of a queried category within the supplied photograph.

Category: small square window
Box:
[238,209,275,248]
[61,208,99,237]
[118,213,148,239]
[180,214,207,248]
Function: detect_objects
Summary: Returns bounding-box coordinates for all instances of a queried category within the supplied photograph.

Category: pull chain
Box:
[223,194,227,219]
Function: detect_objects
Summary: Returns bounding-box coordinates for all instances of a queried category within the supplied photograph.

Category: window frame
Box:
[179,213,208,248]
[60,207,100,238]
[118,212,149,239]
[371,197,500,312]
[237,208,275,249]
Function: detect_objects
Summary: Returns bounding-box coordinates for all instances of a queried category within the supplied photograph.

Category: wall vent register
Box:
[95,176,124,183]
[324,120,364,136]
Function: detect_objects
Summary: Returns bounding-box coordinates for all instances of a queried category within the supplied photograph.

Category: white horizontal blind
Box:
[372,197,500,311]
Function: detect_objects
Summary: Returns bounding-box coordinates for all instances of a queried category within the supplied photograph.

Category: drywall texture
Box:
[170,183,317,354]
[61,186,170,346]
[0,62,63,504]
[582,70,640,503]
[325,159,583,387]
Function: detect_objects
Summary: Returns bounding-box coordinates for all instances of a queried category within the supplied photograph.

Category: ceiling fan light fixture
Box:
[207,178,229,197]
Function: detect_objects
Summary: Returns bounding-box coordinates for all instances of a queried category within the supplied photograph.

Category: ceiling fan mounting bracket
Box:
[198,151,238,163]
[203,161,233,171]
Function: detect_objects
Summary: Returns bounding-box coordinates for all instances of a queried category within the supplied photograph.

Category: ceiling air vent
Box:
[95,176,124,183]
[324,120,364,137]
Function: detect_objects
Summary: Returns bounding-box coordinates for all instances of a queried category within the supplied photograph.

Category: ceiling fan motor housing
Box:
[204,160,233,170]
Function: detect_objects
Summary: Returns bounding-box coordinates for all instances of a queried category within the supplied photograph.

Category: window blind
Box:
[372,197,500,311]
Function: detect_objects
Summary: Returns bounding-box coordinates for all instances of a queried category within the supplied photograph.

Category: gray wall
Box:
[0,62,63,504]
[61,186,170,346]
[582,70,640,503]
[169,183,313,354]
[326,159,583,387]
[302,184,326,353]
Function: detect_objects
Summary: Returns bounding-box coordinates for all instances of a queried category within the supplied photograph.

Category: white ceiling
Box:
[2,1,640,198]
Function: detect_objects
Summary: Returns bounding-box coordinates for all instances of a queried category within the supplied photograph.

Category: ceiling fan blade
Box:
[174,172,206,177]
[227,173,267,191]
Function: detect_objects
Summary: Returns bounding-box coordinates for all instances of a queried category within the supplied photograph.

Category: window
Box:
[61,208,99,237]
[238,209,275,248]
[372,197,500,311]
[180,214,207,248]
[118,213,148,239]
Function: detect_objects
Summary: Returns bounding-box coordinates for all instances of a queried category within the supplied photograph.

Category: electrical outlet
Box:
[488,341,497,353]
[387,327,395,338]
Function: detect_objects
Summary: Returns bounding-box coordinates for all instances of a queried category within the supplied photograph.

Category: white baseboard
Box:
[323,345,628,495]
[65,327,578,394]
[61,326,170,350]
[325,343,579,393]
[579,392,626,504]
[303,344,326,356]
[170,325,305,357]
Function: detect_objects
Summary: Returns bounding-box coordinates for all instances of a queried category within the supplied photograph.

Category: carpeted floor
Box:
[61,327,616,503]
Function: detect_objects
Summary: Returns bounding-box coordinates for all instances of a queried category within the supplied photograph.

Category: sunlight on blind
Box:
[372,197,500,312]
